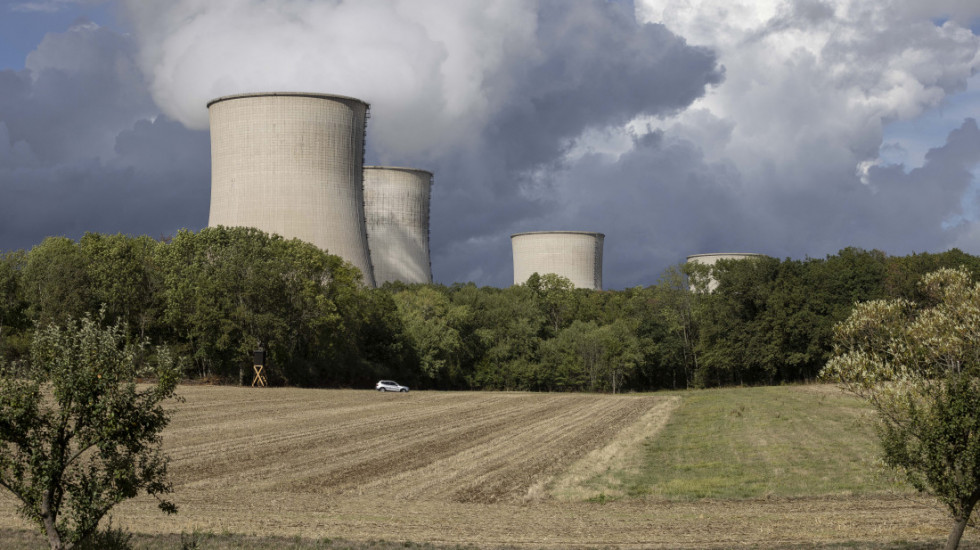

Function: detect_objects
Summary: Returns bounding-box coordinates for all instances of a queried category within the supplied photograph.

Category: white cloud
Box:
[9,0,97,14]
[636,0,980,185]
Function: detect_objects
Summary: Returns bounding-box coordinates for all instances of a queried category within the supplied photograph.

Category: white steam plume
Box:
[120,0,537,158]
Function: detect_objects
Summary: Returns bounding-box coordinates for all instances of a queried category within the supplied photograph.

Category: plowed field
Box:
[0,387,956,548]
[163,388,656,504]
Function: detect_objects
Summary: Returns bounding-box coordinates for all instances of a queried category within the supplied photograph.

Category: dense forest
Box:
[1,226,978,392]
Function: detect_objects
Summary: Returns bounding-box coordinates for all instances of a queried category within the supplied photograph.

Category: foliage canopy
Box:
[822,267,980,550]
[2,230,980,392]
[0,312,181,550]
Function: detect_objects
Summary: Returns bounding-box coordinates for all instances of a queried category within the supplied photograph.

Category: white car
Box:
[376,380,409,392]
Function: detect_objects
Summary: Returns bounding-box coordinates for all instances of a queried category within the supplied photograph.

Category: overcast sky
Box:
[1,0,979,289]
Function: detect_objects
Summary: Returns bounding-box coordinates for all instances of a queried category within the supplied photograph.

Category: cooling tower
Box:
[686,253,765,291]
[207,92,376,287]
[511,231,604,290]
[363,166,433,285]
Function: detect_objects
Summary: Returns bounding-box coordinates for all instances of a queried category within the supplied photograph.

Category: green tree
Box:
[544,320,601,390]
[525,272,575,334]
[157,227,360,384]
[353,288,412,386]
[465,284,544,390]
[763,259,822,381]
[599,318,643,393]
[883,249,980,302]
[821,267,980,550]
[690,255,780,386]
[0,251,27,354]
[78,233,162,341]
[641,269,699,389]
[394,286,470,384]
[0,312,181,550]
[541,320,641,393]
[21,237,94,327]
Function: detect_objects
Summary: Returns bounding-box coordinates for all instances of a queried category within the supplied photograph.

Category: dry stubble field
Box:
[0,386,956,548]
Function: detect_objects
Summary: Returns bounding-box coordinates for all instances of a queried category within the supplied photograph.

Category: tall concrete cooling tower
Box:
[207,92,376,287]
[363,166,433,285]
[686,253,765,291]
[511,231,604,290]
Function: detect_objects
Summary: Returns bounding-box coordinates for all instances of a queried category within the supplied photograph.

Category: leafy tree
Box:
[464,284,544,390]
[156,227,361,384]
[0,251,27,355]
[394,286,470,385]
[645,268,700,388]
[822,267,980,550]
[351,288,412,386]
[541,320,642,393]
[691,255,780,386]
[21,238,94,327]
[78,233,162,341]
[603,318,644,393]
[525,272,576,334]
[0,312,181,550]
[883,250,980,302]
[763,259,823,381]
[546,320,602,390]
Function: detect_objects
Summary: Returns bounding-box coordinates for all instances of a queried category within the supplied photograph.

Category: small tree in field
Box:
[0,312,181,550]
[821,267,980,550]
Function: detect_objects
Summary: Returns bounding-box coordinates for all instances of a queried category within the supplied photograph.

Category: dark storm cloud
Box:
[670,117,979,288]
[0,118,210,252]
[823,118,980,254]
[517,117,980,290]
[427,1,723,285]
[0,20,153,162]
[515,131,746,289]
[2,1,720,278]
[486,1,722,173]
[0,21,209,252]
[22,2,976,292]
[742,119,980,262]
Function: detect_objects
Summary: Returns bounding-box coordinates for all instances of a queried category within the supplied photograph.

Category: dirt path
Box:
[92,492,951,548]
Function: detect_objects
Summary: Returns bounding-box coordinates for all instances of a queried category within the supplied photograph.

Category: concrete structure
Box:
[363,166,433,285]
[686,253,766,291]
[511,231,604,290]
[207,92,376,287]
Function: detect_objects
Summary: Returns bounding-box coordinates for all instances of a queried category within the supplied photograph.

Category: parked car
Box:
[375,380,409,392]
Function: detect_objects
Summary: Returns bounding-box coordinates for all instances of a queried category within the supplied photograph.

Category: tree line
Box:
[2,227,979,392]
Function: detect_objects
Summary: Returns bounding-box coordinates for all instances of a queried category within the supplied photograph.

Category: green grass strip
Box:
[623,385,908,500]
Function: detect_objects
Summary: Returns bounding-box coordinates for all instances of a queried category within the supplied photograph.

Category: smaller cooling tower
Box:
[207,92,375,287]
[363,166,434,285]
[686,253,765,291]
[511,231,604,290]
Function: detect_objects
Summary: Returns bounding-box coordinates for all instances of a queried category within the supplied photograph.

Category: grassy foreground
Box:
[631,385,907,499]
[553,384,908,502]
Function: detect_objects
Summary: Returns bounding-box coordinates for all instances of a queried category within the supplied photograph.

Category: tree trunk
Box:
[946,495,978,550]
[946,514,969,550]
[41,490,63,550]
